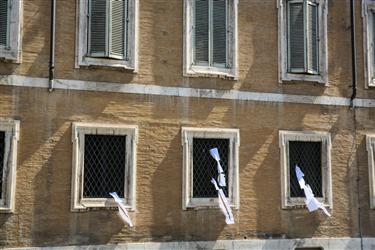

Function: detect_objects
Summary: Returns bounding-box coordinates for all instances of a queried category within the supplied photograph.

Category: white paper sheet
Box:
[109,192,134,227]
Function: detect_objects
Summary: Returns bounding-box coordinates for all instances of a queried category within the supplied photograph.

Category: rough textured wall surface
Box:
[0,84,372,248]
[0,0,374,248]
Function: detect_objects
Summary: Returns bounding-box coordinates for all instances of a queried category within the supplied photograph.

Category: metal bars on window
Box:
[83,134,126,198]
[0,131,4,200]
[192,138,229,198]
[287,0,319,74]
[288,141,323,198]
[193,0,227,67]
[88,0,128,60]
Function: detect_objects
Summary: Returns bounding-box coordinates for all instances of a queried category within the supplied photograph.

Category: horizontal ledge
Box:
[0,74,374,108]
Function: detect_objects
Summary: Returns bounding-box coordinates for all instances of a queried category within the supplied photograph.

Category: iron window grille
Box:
[0,131,5,200]
[192,138,229,198]
[181,127,240,210]
[279,130,332,209]
[71,123,138,211]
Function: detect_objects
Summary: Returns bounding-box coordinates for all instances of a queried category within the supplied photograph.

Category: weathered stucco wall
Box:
[0,0,375,248]
[0,84,372,248]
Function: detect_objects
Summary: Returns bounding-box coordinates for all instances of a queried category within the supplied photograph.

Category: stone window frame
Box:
[182,0,238,79]
[75,0,139,70]
[0,119,19,213]
[366,134,375,209]
[181,127,240,210]
[279,130,332,209]
[71,122,138,212]
[0,0,22,62]
[362,0,375,88]
[277,0,328,84]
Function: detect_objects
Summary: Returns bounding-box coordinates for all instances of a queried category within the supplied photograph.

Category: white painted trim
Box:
[6,238,373,250]
[75,0,138,71]
[279,130,332,210]
[0,119,19,213]
[278,0,328,84]
[183,0,238,79]
[0,0,22,63]
[71,122,138,212]
[181,127,240,210]
[0,74,375,107]
[366,134,375,209]
[362,0,375,88]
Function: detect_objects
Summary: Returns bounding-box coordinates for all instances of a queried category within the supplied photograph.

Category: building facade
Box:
[0,0,375,249]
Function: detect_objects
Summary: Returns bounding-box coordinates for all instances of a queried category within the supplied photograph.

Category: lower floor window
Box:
[0,119,19,213]
[182,127,239,209]
[279,130,332,209]
[71,122,138,211]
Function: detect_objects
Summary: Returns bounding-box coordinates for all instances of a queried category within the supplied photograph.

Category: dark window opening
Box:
[192,138,229,198]
[289,141,322,198]
[83,134,126,198]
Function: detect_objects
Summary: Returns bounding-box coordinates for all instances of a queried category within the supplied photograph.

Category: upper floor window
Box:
[363,0,375,88]
[183,0,238,78]
[278,0,328,84]
[76,0,138,70]
[0,0,22,62]
[366,134,375,209]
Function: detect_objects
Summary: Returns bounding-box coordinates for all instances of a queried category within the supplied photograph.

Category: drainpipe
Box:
[350,0,357,107]
[350,1,363,249]
[48,0,56,92]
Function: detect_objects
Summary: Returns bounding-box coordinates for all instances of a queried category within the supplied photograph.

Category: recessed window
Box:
[181,127,239,209]
[71,123,138,211]
[362,0,375,87]
[278,0,328,84]
[76,0,138,69]
[366,134,375,209]
[0,119,20,213]
[183,0,238,78]
[0,0,22,62]
[279,131,332,209]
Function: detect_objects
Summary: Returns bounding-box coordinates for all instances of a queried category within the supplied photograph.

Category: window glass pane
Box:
[83,134,126,198]
[212,0,227,65]
[0,0,8,46]
[192,138,229,198]
[194,0,209,64]
[0,131,4,199]
[289,141,322,198]
[288,2,305,71]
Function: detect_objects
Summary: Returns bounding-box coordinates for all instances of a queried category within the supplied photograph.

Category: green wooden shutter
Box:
[288,1,305,72]
[109,0,126,59]
[194,0,209,64]
[89,0,107,56]
[0,0,8,46]
[306,2,318,73]
[212,0,227,66]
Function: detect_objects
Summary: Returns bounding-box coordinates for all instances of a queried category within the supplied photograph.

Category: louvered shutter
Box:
[0,0,8,46]
[89,0,107,57]
[288,1,305,72]
[194,0,209,64]
[212,0,227,66]
[109,0,126,59]
[306,2,318,73]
